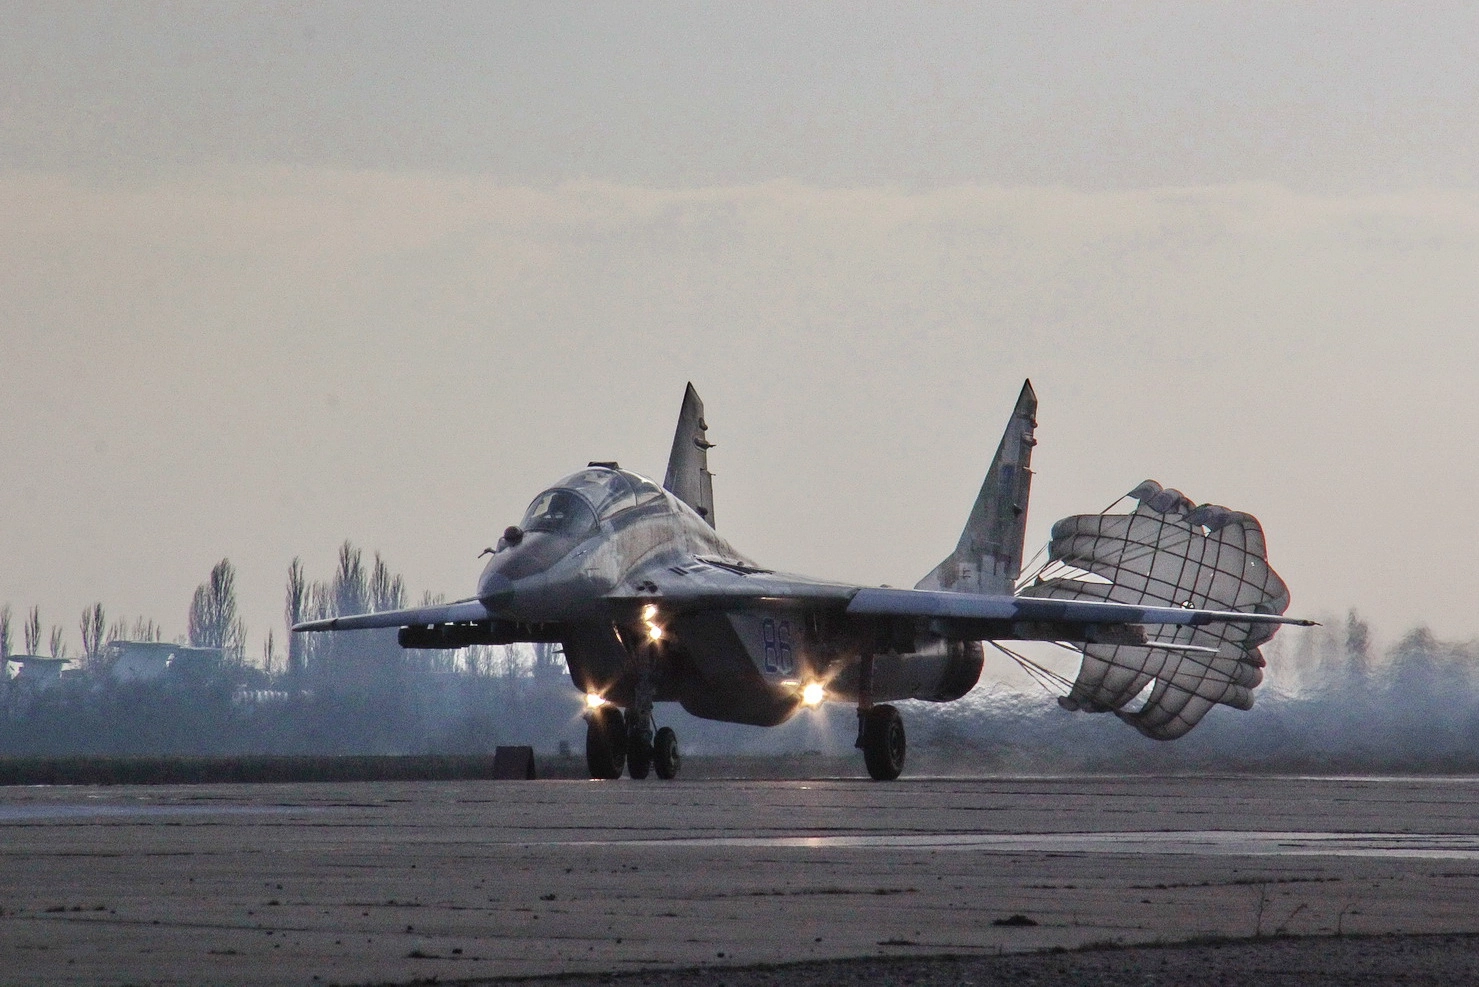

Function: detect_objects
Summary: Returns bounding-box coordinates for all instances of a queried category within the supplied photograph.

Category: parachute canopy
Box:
[1018,480,1292,740]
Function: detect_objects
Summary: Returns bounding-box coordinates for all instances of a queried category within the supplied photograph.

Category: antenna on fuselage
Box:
[663,383,717,527]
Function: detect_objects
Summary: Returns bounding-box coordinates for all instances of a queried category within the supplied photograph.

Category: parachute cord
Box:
[1014,492,1137,592]
[989,640,1074,697]
[1015,542,1051,588]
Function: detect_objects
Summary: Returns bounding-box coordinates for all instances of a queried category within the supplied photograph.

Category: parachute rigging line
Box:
[990,640,1074,697]
[1015,492,1132,592]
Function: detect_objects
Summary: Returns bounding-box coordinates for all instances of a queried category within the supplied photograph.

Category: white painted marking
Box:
[514,830,1479,860]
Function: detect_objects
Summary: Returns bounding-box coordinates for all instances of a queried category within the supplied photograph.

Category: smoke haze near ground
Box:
[6,611,1479,776]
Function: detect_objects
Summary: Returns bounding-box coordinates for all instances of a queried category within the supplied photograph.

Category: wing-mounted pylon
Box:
[1018,480,1294,740]
[916,380,1037,596]
[663,382,717,526]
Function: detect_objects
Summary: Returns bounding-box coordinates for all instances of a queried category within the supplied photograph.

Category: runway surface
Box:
[3,775,1479,985]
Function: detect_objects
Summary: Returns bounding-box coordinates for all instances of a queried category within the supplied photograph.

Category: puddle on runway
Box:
[525,830,1479,860]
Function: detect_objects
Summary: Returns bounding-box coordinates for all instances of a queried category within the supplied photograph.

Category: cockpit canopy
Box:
[520,489,597,536]
[519,467,667,536]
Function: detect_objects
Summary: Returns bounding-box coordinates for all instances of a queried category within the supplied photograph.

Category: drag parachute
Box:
[1018,480,1292,740]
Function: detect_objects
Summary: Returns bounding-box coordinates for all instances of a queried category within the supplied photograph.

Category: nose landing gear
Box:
[585,618,683,780]
[626,708,654,779]
[582,709,681,780]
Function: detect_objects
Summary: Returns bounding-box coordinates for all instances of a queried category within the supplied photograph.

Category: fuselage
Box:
[472,466,983,726]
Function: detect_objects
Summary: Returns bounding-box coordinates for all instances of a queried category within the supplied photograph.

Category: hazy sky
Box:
[3,2,1478,664]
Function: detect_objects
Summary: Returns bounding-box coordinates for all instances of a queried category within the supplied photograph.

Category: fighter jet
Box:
[294,382,1310,780]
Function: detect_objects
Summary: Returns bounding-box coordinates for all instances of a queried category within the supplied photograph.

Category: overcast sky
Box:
[3,2,1478,666]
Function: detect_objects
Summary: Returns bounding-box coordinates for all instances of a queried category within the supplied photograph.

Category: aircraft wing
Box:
[845,587,1315,631]
[612,560,1311,634]
[292,598,493,633]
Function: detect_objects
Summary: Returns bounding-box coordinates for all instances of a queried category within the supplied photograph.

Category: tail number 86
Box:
[761,618,795,675]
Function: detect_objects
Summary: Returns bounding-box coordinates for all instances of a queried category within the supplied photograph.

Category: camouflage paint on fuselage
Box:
[474,465,982,726]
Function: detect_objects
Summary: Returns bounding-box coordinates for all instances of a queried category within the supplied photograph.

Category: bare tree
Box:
[79,603,106,669]
[48,626,67,660]
[285,557,307,676]
[301,580,334,670]
[327,542,375,678]
[24,607,40,655]
[501,642,533,681]
[533,642,565,681]
[417,590,454,672]
[1345,609,1371,683]
[333,541,367,619]
[369,553,405,613]
[297,545,412,681]
[131,616,161,643]
[189,558,246,660]
[262,629,277,675]
[0,605,11,680]
[464,644,494,677]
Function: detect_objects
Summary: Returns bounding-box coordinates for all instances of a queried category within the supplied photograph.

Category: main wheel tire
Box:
[626,710,653,780]
[585,706,626,780]
[653,727,681,780]
[861,704,906,781]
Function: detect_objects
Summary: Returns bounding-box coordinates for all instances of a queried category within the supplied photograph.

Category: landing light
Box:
[640,604,664,642]
[585,693,607,709]
[801,682,826,707]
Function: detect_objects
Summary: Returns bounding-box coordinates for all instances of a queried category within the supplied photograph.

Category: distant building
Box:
[108,642,173,681]
[107,642,224,682]
[8,655,71,689]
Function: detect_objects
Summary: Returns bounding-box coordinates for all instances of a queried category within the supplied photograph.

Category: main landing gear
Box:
[585,705,626,780]
[858,704,906,781]
[856,652,906,780]
[653,726,680,779]
[584,706,681,781]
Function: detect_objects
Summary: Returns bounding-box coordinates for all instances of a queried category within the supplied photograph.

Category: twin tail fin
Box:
[915,380,1037,596]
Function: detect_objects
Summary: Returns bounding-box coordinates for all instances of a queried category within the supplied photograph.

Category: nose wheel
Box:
[626,709,654,779]
[584,707,681,780]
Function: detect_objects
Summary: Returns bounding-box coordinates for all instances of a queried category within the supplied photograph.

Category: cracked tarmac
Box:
[3,774,1479,985]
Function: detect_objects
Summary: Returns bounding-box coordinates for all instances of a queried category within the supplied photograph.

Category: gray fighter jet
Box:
[295,382,1310,780]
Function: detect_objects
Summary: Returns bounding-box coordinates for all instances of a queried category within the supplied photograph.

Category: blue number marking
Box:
[777,620,794,676]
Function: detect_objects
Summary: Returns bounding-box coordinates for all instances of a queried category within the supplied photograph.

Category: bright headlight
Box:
[640,603,664,642]
[801,682,826,706]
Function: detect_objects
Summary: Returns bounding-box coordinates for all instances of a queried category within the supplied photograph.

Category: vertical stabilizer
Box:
[663,383,717,526]
[915,380,1037,596]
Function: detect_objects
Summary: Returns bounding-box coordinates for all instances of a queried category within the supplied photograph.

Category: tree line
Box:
[2,540,558,687]
[0,541,581,756]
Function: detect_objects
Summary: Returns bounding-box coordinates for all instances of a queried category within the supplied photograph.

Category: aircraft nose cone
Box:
[479,572,515,611]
